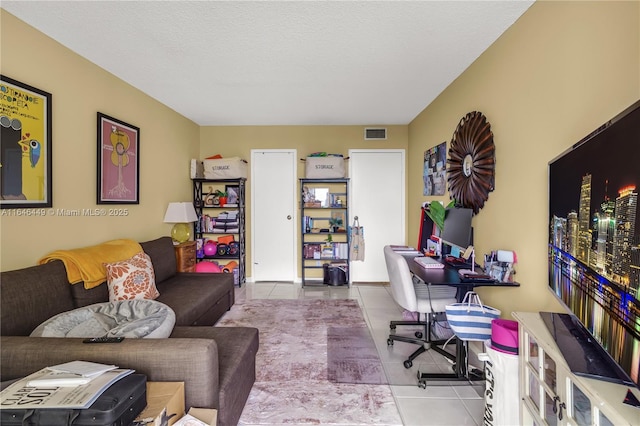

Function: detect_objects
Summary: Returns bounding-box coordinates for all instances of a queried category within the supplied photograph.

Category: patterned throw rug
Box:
[217,299,402,425]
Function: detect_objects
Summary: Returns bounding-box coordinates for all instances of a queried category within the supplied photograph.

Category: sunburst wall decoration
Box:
[446,111,495,214]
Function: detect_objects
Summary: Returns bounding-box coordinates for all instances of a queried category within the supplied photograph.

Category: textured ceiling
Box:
[2,1,534,126]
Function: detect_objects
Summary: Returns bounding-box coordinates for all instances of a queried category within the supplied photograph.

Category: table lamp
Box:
[163,202,198,244]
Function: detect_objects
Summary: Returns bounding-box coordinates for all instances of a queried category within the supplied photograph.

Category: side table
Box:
[174,241,196,272]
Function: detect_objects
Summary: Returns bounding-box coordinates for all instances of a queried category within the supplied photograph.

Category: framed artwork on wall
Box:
[0,75,53,209]
[423,141,447,196]
[97,112,140,204]
[446,111,495,214]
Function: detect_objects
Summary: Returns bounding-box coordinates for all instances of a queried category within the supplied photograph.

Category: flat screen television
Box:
[548,99,640,387]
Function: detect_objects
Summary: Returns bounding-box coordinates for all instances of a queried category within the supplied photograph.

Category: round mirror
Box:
[462,154,473,177]
[446,111,496,214]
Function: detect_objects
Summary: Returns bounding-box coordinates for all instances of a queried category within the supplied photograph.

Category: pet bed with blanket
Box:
[30,299,175,339]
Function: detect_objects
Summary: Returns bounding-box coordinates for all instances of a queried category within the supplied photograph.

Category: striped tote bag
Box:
[445,291,501,341]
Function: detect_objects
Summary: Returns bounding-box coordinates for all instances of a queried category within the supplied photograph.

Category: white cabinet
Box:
[513,312,640,426]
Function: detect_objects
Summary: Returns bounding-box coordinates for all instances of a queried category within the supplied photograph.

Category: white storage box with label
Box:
[203,157,248,179]
[305,156,346,178]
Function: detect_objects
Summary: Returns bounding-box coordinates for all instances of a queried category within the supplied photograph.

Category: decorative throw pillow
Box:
[104,252,159,301]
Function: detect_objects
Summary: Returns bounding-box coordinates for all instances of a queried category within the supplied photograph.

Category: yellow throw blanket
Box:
[39,239,143,289]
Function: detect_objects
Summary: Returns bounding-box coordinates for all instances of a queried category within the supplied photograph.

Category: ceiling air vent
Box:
[364,128,387,140]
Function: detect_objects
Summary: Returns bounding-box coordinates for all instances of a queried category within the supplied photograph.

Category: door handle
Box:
[552,396,566,420]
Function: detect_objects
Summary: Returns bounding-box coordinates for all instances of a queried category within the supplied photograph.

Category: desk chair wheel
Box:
[387,338,394,346]
[403,360,413,369]
[415,331,423,339]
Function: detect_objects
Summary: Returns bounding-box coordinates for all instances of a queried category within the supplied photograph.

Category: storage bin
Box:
[203,157,248,179]
[305,156,346,178]
[479,340,519,426]
[323,263,347,286]
[490,319,519,355]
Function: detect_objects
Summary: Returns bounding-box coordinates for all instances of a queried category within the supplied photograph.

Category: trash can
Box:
[323,263,347,286]
[478,319,520,426]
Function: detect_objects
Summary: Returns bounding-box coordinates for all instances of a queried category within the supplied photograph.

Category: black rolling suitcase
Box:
[1,373,147,426]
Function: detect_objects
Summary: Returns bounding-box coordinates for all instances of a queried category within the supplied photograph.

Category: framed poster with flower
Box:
[0,75,53,208]
[97,112,140,204]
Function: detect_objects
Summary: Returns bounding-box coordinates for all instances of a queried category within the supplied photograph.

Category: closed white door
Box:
[251,150,297,281]
[349,149,405,282]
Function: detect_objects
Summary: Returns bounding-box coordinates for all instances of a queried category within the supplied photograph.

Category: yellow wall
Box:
[199,125,408,276]
[1,1,638,322]
[408,1,640,317]
[0,11,200,270]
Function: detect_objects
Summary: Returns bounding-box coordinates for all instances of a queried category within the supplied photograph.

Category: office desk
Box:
[405,254,519,385]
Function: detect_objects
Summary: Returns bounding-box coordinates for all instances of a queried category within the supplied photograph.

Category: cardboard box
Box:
[135,382,185,426]
[174,408,218,426]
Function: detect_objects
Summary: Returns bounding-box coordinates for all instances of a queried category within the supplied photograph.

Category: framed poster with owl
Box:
[97,112,140,204]
[0,75,52,209]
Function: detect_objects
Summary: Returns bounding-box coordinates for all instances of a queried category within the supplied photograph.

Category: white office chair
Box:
[383,245,458,368]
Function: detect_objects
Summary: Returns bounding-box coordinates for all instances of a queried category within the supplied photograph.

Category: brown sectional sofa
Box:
[0,236,259,426]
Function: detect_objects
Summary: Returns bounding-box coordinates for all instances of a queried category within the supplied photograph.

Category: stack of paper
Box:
[27,361,118,387]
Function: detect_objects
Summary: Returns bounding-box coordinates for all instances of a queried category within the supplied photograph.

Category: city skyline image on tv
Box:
[548,100,640,385]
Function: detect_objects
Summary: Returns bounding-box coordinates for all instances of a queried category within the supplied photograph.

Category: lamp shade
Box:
[163,202,198,223]
[163,202,198,244]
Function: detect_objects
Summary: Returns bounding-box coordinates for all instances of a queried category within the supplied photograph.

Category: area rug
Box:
[217,299,402,425]
[327,326,387,385]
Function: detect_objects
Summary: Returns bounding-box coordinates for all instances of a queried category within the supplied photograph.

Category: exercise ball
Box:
[195,261,221,273]
[203,241,217,256]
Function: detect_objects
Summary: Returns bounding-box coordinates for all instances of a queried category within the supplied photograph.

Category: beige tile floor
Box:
[235,281,486,426]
